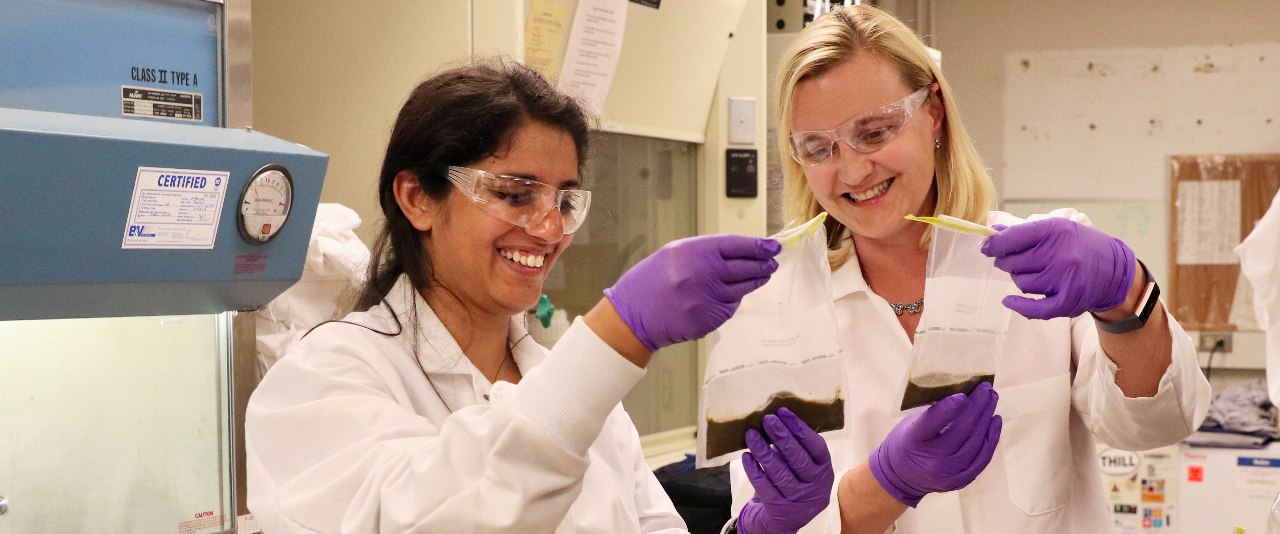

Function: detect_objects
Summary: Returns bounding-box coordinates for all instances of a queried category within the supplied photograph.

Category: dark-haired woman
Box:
[243,60,829,533]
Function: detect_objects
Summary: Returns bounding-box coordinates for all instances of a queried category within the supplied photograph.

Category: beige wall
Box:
[252,1,473,244]
[253,1,764,245]
[699,0,769,239]
[931,0,1280,193]
[929,1,1280,382]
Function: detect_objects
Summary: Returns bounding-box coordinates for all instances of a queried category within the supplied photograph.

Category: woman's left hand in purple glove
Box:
[737,408,835,534]
[980,217,1136,320]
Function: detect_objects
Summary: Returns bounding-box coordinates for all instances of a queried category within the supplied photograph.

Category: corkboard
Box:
[1169,154,1280,330]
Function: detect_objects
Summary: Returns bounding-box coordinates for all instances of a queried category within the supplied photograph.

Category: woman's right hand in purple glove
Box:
[603,234,780,352]
[738,408,835,534]
[869,382,1002,507]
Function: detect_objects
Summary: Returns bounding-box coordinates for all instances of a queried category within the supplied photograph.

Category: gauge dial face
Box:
[239,166,293,243]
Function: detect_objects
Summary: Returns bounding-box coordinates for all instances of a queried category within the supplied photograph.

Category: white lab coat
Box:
[1237,190,1280,406]
[730,210,1211,534]
[246,274,688,533]
[254,203,370,376]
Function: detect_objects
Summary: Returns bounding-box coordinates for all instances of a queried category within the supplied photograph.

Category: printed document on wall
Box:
[525,0,571,83]
[1176,180,1240,265]
[557,0,627,115]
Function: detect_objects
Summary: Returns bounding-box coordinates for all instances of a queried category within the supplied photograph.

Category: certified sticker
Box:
[122,167,229,249]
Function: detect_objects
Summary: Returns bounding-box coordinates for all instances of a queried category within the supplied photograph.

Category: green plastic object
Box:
[535,294,555,328]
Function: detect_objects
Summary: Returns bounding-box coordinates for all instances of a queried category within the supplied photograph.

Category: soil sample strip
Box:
[705,392,844,459]
[900,373,994,411]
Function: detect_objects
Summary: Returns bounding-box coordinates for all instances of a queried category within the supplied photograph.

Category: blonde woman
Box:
[732,6,1211,533]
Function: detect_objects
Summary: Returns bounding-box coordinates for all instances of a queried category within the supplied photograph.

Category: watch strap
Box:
[1091,260,1160,335]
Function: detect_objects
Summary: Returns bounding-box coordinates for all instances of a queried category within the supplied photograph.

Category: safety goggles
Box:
[446,166,592,234]
[788,86,931,167]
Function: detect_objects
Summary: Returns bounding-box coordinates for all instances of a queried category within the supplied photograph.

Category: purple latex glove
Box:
[737,408,835,534]
[980,217,1136,320]
[603,234,780,351]
[869,382,1002,507]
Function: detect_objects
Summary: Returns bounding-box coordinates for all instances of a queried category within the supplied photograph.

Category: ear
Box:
[392,170,436,232]
[928,82,946,141]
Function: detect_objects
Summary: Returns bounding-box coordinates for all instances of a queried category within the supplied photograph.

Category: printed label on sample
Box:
[122,167,229,250]
[121,85,203,122]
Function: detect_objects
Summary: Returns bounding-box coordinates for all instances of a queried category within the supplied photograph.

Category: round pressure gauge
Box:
[238,164,294,244]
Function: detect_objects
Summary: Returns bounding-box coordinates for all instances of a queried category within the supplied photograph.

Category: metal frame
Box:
[230,312,258,532]
[224,0,253,128]
[222,1,258,531]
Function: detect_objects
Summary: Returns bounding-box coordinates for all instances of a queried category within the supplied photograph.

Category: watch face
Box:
[239,165,294,243]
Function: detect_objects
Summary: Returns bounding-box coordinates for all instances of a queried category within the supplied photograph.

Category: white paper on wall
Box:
[1176,180,1240,265]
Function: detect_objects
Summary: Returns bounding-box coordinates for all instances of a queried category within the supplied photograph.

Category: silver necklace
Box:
[889,298,924,316]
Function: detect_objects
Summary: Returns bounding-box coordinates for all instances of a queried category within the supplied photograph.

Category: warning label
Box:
[178,513,226,534]
[234,254,268,276]
[121,85,203,122]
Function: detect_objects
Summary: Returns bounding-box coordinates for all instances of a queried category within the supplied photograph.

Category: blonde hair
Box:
[775,5,995,269]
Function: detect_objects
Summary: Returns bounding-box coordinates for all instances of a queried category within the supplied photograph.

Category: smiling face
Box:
[790,52,944,248]
[423,119,580,318]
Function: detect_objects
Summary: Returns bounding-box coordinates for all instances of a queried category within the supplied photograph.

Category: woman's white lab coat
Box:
[730,209,1211,534]
[246,275,688,533]
[1237,190,1280,406]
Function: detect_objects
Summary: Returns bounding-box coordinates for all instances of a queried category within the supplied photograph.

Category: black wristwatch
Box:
[1091,260,1161,335]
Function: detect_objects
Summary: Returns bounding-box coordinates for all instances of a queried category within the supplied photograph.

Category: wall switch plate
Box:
[728,97,755,145]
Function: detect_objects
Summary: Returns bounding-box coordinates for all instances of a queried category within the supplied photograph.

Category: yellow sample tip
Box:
[904,214,997,237]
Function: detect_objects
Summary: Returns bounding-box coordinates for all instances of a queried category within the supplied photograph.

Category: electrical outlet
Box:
[1197,332,1233,353]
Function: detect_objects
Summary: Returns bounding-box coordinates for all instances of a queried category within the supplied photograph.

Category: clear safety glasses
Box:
[446,166,592,234]
[788,86,932,167]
